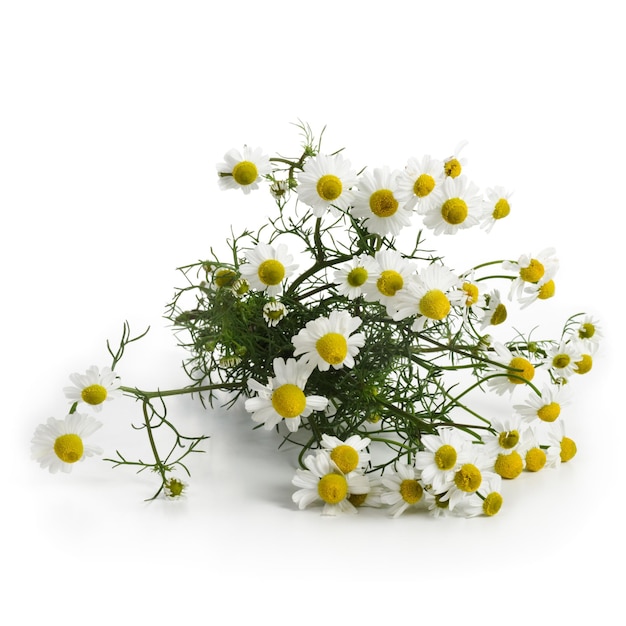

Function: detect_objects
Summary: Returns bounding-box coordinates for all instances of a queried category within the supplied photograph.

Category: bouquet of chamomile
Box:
[31,122,600,517]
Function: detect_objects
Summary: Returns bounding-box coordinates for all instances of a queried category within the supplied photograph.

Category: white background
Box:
[2,1,623,622]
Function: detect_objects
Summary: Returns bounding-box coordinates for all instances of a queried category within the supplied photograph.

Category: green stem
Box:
[119,382,244,400]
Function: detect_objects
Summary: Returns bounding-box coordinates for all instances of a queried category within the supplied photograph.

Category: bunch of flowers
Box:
[31,123,601,517]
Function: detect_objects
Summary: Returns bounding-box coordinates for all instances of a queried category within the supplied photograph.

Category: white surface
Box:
[2,1,623,621]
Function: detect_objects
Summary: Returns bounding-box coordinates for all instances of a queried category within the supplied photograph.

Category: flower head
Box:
[63,365,121,412]
[443,140,469,178]
[480,186,512,232]
[361,249,417,312]
[513,384,572,424]
[333,254,379,300]
[503,248,559,301]
[262,300,288,327]
[380,462,424,517]
[544,340,584,381]
[31,412,103,473]
[217,145,272,194]
[320,434,371,474]
[239,242,298,296]
[479,289,508,330]
[486,342,536,395]
[422,175,482,235]
[452,474,504,517]
[396,155,445,212]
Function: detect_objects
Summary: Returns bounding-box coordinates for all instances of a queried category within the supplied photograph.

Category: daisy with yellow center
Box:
[573,341,596,375]
[518,276,557,309]
[391,263,464,331]
[239,242,298,297]
[216,145,272,194]
[31,412,103,474]
[502,248,559,301]
[572,314,603,350]
[452,474,504,517]
[480,186,513,233]
[262,300,288,327]
[545,421,577,466]
[414,427,472,494]
[440,447,496,511]
[442,140,468,178]
[295,153,358,217]
[63,365,121,412]
[487,342,536,395]
[422,175,482,235]
[292,310,365,372]
[479,289,508,331]
[483,414,528,459]
[291,451,370,516]
[396,154,445,211]
[545,340,583,381]
[361,249,417,313]
[380,463,425,518]
[458,271,486,318]
[244,357,328,433]
[513,384,572,424]
[350,166,413,236]
[333,254,379,300]
[320,434,371,474]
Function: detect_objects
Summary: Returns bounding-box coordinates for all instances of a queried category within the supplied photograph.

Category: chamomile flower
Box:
[239,242,298,297]
[291,451,370,516]
[320,433,371,474]
[292,310,365,371]
[480,186,513,232]
[452,474,504,517]
[443,140,469,178]
[513,384,572,424]
[380,463,424,518]
[414,427,472,494]
[63,365,121,412]
[486,342,536,395]
[479,289,508,331]
[569,314,603,351]
[544,340,583,381]
[458,271,487,317]
[518,429,548,473]
[333,254,379,300]
[262,300,288,327]
[518,277,556,309]
[244,357,328,433]
[545,420,577,465]
[216,145,272,194]
[482,414,529,458]
[164,477,188,499]
[361,249,417,313]
[422,175,482,235]
[31,412,103,474]
[423,488,454,518]
[572,340,597,375]
[396,155,445,211]
[391,263,464,331]
[295,153,358,217]
[350,166,413,236]
[502,248,559,301]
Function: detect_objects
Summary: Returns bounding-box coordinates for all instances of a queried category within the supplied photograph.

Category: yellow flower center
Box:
[454,463,482,493]
[264,307,285,321]
[444,158,462,178]
[400,478,423,504]
[232,160,259,186]
[166,478,185,497]
[369,189,398,217]
[214,268,238,288]
[53,433,84,464]
[330,445,359,474]
[257,259,286,286]
[492,198,511,220]
[560,437,577,462]
[434,444,457,471]
[525,448,547,472]
[498,430,520,450]
[318,473,348,504]
[574,354,592,374]
[413,173,436,197]
[463,282,479,306]
[537,402,561,422]
[579,323,596,340]
[490,303,508,326]
[81,384,108,406]
[316,174,343,201]
[271,383,306,418]
[348,493,368,507]
[507,357,535,384]
[316,332,348,365]
[419,289,451,320]
[347,267,368,287]
[552,354,571,369]
[441,198,468,225]
[519,259,545,283]
[538,279,555,300]
[377,270,404,297]
[494,451,523,479]
[482,492,503,516]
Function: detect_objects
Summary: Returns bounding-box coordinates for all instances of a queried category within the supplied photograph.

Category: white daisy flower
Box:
[518,277,556,309]
[380,463,424,518]
[262,300,288,327]
[478,289,508,331]
[545,420,577,465]
[164,477,187,499]
[361,249,417,312]
[295,153,358,217]
[502,248,559,301]
[459,272,487,317]
[572,339,597,376]
[513,384,572,424]
[396,155,445,212]
[442,140,469,178]
[569,314,603,351]
[291,310,365,371]
[391,264,464,331]
[216,145,272,194]
[452,474,504,517]
[332,254,379,300]
[244,357,328,433]
[347,475,384,509]
[63,365,121,412]
[421,175,482,235]
[482,414,529,458]
[414,427,472,494]
[422,488,454,518]
[291,451,370,516]
[31,412,103,474]
[544,340,584,381]
[480,186,513,232]
[239,242,298,297]
[320,433,371,474]
[350,166,413,236]
[518,428,548,473]
[486,342,536,395]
